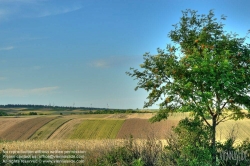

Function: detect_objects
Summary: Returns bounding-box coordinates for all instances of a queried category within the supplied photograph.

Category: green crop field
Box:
[68,119,125,139]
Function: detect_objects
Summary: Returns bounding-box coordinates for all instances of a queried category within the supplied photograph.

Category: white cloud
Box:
[0,0,47,4]
[0,1,82,21]
[90,55,141,68]
[0,86,59,97]
[37,6,82,17]
[91,60,110,68]
[0,46,14,51]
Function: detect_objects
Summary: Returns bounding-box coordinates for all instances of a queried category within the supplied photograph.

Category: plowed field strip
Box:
[30,117,73,140]
[0,118,31,136]
[116,118,179,139]
[1,117,57,141]
[48,118,84,140]
[69,120,124,139]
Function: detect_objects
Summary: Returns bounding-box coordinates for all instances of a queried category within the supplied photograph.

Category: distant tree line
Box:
[86,109,150,114]
[0,104,127,111]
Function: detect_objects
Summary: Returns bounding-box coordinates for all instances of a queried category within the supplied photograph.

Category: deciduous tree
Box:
[126,9,250,165]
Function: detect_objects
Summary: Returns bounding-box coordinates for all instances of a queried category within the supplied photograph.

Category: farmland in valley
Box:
[0,111,249,142]
[0,110,249,166]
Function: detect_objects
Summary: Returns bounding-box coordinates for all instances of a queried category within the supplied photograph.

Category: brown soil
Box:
[1,117,56,141]
[116,118,179,139]
[0,117,31,137]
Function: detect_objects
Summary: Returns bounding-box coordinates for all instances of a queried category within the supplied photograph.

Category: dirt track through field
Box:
[1,117,56,141]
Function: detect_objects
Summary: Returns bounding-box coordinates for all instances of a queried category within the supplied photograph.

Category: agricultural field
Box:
[0,116,57,141]
[30,117,73,140]
[0,111,249,165]
[215,119,250,143]
[69,119,124,139]
[116,118,179,139]
[48,118,85,140]
[0,112,249,142]
[0,117,32,136]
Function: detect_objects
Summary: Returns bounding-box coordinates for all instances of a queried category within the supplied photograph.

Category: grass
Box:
[0,138,168,165]
[69,119,125,139]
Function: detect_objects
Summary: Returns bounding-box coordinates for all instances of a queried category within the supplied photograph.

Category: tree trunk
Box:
[211,115,217,166]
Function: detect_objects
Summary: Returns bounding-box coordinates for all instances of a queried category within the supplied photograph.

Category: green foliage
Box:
[127,9,250,165]
[29,112,37,115]
[215,125,250,165]
[29,112,38,115]
[0,111,8,116]
[127,9,250,123]
[163,117,212,165]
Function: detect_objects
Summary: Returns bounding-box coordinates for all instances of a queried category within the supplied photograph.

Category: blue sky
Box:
[0,0,249,109]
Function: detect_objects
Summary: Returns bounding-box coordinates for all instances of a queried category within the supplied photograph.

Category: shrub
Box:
[163,117,212,165]
[84,135,169,166]
[0,111,8,116]
[29,112,37,115]
[216,126,250,166]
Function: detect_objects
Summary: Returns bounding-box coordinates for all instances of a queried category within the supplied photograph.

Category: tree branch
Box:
[220,101,228,110]
[216,115,231,125]
[190,95,211,127]
[201,113,211,127]
[200,82,214,117]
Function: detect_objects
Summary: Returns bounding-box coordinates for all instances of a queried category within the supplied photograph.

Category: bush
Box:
[29,112,37,115]
[84,135,169,166]
[163,117,250,166]
[163,117,212,165]
[216,126,250,166]
[0,111,8,116]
